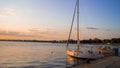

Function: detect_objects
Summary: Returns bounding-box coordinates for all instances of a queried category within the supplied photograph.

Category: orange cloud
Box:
[0,28,68,40]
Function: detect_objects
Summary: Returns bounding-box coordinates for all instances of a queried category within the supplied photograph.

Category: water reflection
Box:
[66,55,85,67]
[0,41,66,68]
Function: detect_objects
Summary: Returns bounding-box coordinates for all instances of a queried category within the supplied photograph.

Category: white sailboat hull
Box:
[66,50,103,59]
[66,46,103,59]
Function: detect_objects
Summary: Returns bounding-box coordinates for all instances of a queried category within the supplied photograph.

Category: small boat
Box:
[66,0,103,59]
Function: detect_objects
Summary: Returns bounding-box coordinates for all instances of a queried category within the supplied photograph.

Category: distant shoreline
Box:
[0,39,53,43]
[0,38,120,46]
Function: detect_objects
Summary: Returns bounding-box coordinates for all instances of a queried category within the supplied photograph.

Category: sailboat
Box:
[66,0,103,59]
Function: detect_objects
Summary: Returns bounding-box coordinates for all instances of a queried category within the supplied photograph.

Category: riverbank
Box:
[69,56,120,68]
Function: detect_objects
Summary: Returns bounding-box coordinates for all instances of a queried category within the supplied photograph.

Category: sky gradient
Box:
[0,0,120,40]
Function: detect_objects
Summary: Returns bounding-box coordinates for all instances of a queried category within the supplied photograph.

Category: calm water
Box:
[0,41,119,68]
[0,41,83,68]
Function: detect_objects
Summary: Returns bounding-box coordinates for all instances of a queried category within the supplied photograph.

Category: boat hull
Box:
[66,49,103,59]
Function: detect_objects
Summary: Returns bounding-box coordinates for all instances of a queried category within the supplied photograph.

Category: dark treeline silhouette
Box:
[52,38,120,45]
[0,39,53,43]
[0,38,120,45]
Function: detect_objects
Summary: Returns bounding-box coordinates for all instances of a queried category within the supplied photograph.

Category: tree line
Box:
[52,38,120,45]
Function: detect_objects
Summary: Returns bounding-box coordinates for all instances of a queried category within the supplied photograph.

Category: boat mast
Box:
[77,0,80,51]
[66,0,80,50]
[66,0,77,49]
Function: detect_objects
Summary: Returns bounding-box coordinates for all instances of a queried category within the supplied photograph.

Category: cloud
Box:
[104,29,111,31]
[0,27,59,38]
[28,28,58,35]
[18,33,42,37]
[0,8,16,18]
[85,27,112,32]
[0,31,19,35]
[28,28,47,34]
[86,27,99,30]
[0,28,61,40]
[0,30,42,37]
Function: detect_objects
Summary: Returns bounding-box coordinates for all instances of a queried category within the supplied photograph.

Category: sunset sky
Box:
[0,0,120,40]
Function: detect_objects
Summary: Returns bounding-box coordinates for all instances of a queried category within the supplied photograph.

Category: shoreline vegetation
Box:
[0,38,120,45]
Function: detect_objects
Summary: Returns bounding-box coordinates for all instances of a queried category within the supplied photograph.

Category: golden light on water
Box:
[66,56,75,64]
[0,41,67,67]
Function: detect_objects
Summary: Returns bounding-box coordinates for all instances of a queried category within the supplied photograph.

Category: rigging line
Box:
[66,0,78,49]
[77,0,80,51]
